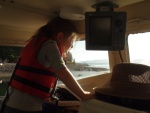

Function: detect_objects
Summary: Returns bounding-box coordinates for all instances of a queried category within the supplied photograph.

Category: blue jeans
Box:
[42,102,62,113]
[2,103,63,113]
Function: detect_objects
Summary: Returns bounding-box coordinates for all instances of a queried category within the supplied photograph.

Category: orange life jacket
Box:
[10,37,62,98]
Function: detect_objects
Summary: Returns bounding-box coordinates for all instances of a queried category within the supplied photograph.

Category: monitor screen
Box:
[89,17,111,47]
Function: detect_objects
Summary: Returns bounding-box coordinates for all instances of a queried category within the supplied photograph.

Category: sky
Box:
[128,32,150,59]
[70,40,108,62]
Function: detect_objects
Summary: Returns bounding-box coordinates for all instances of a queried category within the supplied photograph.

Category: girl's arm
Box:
[56,67,94,101]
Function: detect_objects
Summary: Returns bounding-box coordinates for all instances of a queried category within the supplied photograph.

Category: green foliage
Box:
[0,82,8,96]
[0,46,23,63]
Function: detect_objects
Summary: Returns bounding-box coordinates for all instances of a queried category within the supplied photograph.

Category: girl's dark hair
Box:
[30,17,77,43]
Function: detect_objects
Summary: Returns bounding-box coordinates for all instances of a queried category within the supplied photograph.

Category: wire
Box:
[119,50,124,63]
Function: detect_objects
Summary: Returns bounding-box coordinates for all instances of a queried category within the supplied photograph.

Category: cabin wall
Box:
[0,3,49,45]
[117,0,150,21]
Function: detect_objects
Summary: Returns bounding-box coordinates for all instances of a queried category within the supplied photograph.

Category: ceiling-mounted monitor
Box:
[85,11,127,51]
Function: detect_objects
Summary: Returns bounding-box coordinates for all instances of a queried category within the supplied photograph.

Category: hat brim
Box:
[94,87,150,100]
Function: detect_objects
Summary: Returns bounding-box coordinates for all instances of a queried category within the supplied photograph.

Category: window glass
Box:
[66,40,110,80]
[128,32,150,66]
[0,46,23,96]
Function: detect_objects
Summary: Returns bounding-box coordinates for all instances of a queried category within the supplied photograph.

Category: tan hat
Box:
[94,63,150,100]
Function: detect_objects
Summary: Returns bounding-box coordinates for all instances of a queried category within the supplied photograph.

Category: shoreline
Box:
[66,63,109,71]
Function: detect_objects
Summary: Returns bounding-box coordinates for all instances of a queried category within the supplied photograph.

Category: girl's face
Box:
[61,33,77,58]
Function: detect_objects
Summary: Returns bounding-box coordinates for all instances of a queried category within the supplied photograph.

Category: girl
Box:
[2,17,93,113]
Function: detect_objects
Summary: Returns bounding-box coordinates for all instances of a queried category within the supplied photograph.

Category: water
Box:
[67,62,110,80]
[86,64,109,69]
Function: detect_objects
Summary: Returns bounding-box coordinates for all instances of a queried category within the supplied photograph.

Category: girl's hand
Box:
[81,91,95,101]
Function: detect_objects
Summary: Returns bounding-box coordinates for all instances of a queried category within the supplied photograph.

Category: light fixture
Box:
[60,7,85,20]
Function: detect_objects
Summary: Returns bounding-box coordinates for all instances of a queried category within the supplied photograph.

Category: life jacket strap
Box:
[17,64,55,76]
[13,74,51,93]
